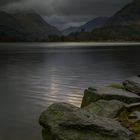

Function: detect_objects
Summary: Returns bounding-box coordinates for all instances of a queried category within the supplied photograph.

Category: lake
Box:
[0,43,140,140]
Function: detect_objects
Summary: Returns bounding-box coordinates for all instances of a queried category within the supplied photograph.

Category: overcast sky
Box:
[1,0,132,29]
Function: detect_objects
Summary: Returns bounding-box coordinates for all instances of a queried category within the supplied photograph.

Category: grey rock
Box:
[81,87,140,107]
[123,75,140,96]
[39,102,132,140]
[118,102,140,139]
[80,100,126,118]
[126,102,140,112]
[39,102,79,128]
[129,111,140,121]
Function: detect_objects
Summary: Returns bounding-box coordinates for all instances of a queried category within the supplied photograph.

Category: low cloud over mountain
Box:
[1,0,131,28]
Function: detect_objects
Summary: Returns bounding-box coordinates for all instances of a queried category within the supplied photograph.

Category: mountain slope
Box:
[62,27,79,36]
[13,12,60,36]
[49,0,140,42]
[62,17,109,35]
[0,11,25,41]
[0,11,61,41]
[0,11,20,30]
[106,0,140,26]
[80,17,109,31]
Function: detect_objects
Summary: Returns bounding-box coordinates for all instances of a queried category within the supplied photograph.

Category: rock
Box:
[39,102,133,140]
[39,103,79,140]
[81,87,140,107]
[126,103,140,112]
[118,102,140,140]
[39,102,79,127]
[80,100,126,118]
[129,111,140,121]
[123,76,140,96]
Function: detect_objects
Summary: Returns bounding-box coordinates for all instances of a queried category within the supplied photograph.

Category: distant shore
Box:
[0,42,140,46]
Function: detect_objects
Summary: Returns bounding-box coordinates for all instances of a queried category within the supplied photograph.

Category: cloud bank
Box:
[1,0,132,29]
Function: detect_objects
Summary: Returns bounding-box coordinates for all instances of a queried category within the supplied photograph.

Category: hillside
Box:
[106,0,140,26]
[62,27,79,36]
[54,0,140,42]
[0,11,61,42]
[62,17,109,35]
[80,17,109,31]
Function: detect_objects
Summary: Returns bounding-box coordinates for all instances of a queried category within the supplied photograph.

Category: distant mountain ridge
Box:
[62,27,78,36]
[48,0,140,42]
[0,11,61,41]
[0,0,140,42]
[62,17,109,35]
[106,0,140,26]
[80,17,109,31]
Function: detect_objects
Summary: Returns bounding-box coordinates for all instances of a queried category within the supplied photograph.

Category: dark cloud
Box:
[3,0,132,16]
[1,0,132,29]
[0,0,19,6]
[45,15,88,30]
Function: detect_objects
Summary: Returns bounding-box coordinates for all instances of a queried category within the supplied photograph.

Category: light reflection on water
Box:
[0,43,140,140]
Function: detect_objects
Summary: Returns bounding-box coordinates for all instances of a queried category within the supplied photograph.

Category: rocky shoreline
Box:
[39,76,140,140]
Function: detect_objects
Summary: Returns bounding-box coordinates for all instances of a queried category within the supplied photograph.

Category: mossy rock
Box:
[80,100,126,118]
[118,103,140,140]
[109,84,125,90]
[39,102,132,140]
[123,76,140,96]
[81,87,140,107]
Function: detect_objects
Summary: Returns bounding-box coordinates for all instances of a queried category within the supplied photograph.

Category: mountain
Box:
[80,17,109,31]
[0,11,20,30]
[62,17,109,35]
[106,0,140,26]
[0,11,61,41]
[57,0,140,42]
[90,0,140,41]
[48,0,140,42]
[12,12,61,40]
[62,27,79,36]
[0,11,24,41]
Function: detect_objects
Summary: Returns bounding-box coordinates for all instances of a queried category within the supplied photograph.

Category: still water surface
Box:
[0,43,140,140]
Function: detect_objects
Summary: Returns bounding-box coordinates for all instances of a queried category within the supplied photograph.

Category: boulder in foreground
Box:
[123,75,140,96]
[39,102,132,140]
[118,102,140,140]
[81,86,140,107]
[80,100,126,118]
